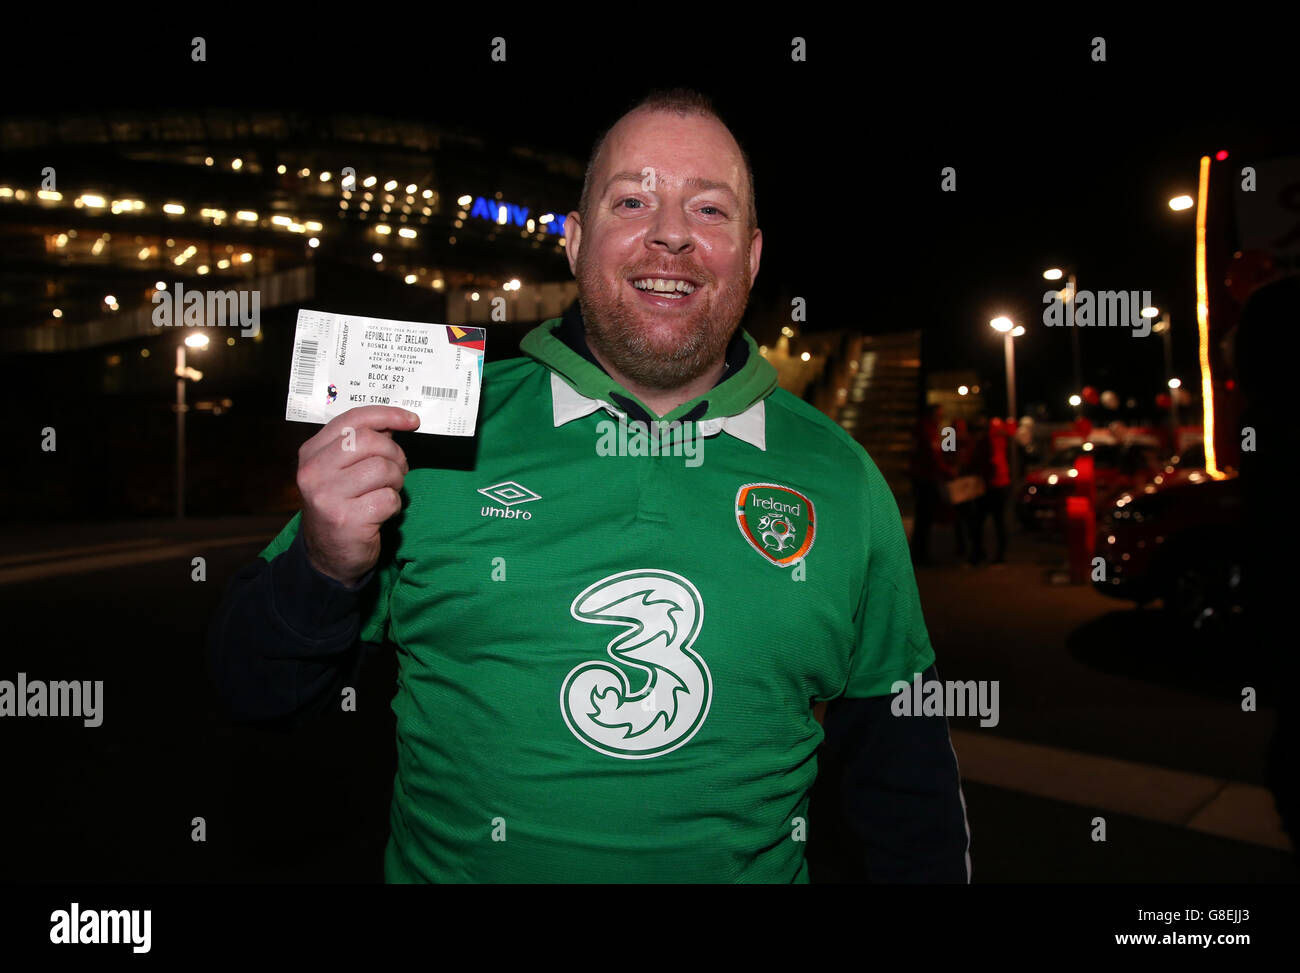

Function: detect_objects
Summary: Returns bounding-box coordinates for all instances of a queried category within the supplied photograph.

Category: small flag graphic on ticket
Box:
[286,309,486,436]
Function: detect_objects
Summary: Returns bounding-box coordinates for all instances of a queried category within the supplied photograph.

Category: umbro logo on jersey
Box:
[479,480,542,520]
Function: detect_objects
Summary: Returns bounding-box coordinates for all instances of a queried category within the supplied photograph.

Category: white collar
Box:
[549,372,766,451]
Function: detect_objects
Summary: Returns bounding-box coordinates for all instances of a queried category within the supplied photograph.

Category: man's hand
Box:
[296,406,420,587]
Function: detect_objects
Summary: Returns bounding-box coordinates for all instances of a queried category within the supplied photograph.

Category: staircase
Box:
[832,331,922,509]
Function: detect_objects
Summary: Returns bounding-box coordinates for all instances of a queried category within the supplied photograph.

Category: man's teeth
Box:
[632,278,695,296]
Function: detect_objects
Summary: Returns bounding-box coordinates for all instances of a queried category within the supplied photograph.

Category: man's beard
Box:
[576,250,751,391]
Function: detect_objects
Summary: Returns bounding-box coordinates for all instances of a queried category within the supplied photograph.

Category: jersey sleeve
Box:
[259,510,399,645]
[840,453,936,698]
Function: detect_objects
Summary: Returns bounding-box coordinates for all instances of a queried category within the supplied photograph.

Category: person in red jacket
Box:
[984,416,1012,564]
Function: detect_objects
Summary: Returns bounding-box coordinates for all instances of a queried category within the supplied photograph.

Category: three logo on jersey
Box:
[477,479,815,568]
[477,480,816,758]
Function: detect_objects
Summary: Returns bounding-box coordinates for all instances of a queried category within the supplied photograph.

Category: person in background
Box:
[983,416,1012,565]
[909,404,952,566]
[958,416,987,566]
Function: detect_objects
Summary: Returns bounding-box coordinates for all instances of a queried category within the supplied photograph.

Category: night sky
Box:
[8,19,1297,418]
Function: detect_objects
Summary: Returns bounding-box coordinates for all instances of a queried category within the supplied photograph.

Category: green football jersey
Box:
[258,317,936,882]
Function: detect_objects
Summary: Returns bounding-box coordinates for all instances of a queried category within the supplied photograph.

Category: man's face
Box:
[565,110,761,390]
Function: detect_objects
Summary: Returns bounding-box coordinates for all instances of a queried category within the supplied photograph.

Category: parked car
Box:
[1018,441,1162,531]
[1092,463,1244,630]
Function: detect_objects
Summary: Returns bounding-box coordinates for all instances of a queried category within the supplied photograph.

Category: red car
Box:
[1092,451,1244,630]
[1018,441,1162,531]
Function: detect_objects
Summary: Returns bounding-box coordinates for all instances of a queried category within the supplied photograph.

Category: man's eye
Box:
[699,206,723,216]
[618,198,644,209]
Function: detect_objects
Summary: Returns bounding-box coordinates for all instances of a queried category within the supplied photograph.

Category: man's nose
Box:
[646,204,693,254]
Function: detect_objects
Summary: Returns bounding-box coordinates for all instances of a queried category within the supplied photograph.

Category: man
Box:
[209,89,970,883]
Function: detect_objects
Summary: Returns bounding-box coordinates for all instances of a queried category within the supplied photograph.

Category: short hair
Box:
[577,88,757,236]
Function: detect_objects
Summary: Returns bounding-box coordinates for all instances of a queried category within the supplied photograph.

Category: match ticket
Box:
[285,309,486,436]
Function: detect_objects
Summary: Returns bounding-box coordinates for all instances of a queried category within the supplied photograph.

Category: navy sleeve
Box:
[821,662,971,882]
[206,529,377,728]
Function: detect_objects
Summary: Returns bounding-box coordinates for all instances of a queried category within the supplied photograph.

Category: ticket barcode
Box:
[421,385,457,399]
[294,339,319,395]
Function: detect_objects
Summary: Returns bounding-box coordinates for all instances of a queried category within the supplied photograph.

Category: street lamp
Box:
[1146,305,1179,448]
[1044,267,1082,416]
[990,315,1023,488]
[175,333,208,520]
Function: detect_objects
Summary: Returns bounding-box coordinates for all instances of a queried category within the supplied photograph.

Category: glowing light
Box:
[1069,394,1082,407]
[1141,306,1159,318]
[471,291,480,301]
[308,238,319,248]
[457,194,473,207]
[1215,149,1228,161]
[204,157,214,167]
[990,316,1013,332]
[404,274,417,284]
[163,203,185,215]
[319,171,332,182]
[232,158,243,170]
[52,308,63,318]
[364,176,378,188]
[375,224,392,235]
[1168,195,1194,211]
[1067,468,1078,478]
[236,211,258,222]
[185,333,209,348]
[1011,325,1025,337]
[80,194,106,208]
[372,252,383,263]
[384,180,398,192]
[422,189,433,199]
[277,165,287,174]
[405,184,417,194]
[271,215,292,226]
[800,351,811,362]
[1194,155,1224,479]
[38,190,63,201]
[104,294,116,305]
[304,221,323,232]
[1043,268,1063,281]
[958,385,969,395]
[508,278,520,290]
[1168,377,1181,389]
[238,252,252,263]
[1082,441,1094,451]
[1047,474,1059,485]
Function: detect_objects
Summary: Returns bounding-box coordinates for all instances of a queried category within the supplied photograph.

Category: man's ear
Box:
[749,227,763,289]
[563,210,583,276]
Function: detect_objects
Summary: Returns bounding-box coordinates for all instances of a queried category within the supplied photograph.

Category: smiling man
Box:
[210,89,970,883]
